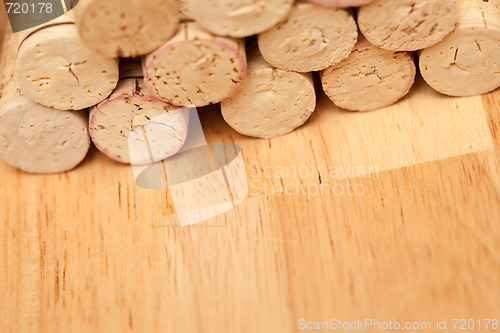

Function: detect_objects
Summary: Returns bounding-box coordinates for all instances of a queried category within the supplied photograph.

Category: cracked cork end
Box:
[321,37,416,112]
[358,0,458,51]
[90,78,189,165]
[15,24,119,111]
[142,22,247,108]
[257,1,358,73]
[419,0,500,96]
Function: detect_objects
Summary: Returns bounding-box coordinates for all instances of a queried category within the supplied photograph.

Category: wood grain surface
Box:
[1,9,500,333]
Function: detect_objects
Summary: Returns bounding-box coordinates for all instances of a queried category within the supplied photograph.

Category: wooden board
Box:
[1,8,500,331]
[1,76,499,332]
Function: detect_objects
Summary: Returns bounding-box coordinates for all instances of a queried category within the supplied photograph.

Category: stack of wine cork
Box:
[0,0,498,174]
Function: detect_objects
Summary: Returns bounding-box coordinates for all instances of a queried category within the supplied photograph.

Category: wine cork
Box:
[321,36,416,112]
[15,20,119,111]
[257,1,358,73]
[143,22,247,107]
[221,45,316,139]
[358,0,458,51]
[188,0,294,37]
[419,0,500,96]
[90,60,189,165]
[74,0,180,57]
